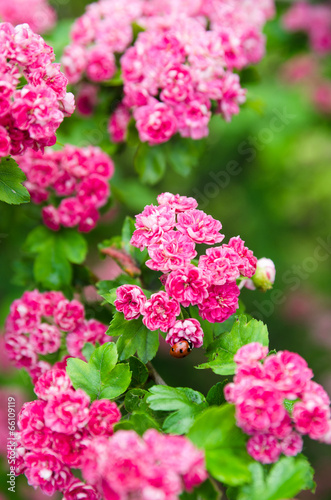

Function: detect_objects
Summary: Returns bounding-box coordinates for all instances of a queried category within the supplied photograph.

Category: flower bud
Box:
[252,258,276,292]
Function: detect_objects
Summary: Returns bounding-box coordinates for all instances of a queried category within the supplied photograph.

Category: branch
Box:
[146,362,167,385]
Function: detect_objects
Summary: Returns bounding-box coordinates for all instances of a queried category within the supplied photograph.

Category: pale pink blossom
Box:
[34,368,72,400]
[66,319,108,360]
[157,192,198,212]
[54,299,85,332]
[247,434,282,464]
[87,400,121,437]
[131,204,176,250]
[198,282,240,323]
[199,246,241,285]
[108,104,131,143]
[44,388,90,434]
[30,324,61,355]
[165,264,209,307]
[224,236,257,278]
[234,342,269,365]
[177,209,224,245]
[134,100,178,145]
[146,231,197,272]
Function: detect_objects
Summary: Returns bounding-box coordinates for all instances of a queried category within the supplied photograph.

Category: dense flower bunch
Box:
[4,290,108,381]
[15,365,121,497]
[225,342,331,464]
[62,0,275,144]
[0,0,56,34]
[16,145,114,232]
[0,22,74,158]
[114,193,257,349]
[283,1,331,55]
[83,429,207,499]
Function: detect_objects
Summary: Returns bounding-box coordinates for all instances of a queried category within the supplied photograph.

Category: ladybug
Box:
[170,340,193,358]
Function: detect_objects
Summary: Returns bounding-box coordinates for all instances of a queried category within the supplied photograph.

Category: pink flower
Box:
[177,209,224,245]
[42,291,66,316]
[76,84,99,116]
[263,351,313,399]
[146,231,197,272]
[58,197,84,227]
[234,342,269,365]
[281,431,303,457]
[165,264,209,307]
[54,299,85,332]
[108,104,131,143]
[114,285,147,320]
[293,397,330,439]
[87,400,121,437]
[134,100,177,145]
[78,206,100,233]
[30,323,62,355]
[63,479,100,500]
[166,319,204,348]
[0,125,11,156]
[235,383,286,434]
[160,64,194,104]
[217,72,246,122]
[24,451,72,496]
[77,175,110,208]
[34,368,72,400]
[131,204,176,250]
[224,236,257,278]
[18,400,46,432]
[86,45,116,82]
[4,332,37,369]
[199,246,241,285]
[198,282,240,323]
[247,434,282,464]
[143,291,180,332]
[157,192,198,212]
[176,95,212,139]
[44,388,90,434]
[42,205,60,231]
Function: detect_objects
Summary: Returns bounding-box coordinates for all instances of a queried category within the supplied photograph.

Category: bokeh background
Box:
[0,0,331,498]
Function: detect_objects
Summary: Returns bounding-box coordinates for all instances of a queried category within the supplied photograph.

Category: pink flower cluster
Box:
[16,145,114,232]
[15,365,121,497]
[82,429,207,499]
[62,0,274,144]
[283,1,331,54]
[225,342,331,464]
[0,22,74,158]
[114,193,257,349]
[4,290,109,381]
[0,0,56,34]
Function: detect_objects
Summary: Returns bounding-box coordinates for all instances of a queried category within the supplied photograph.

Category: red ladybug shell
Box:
[170,340,193,358]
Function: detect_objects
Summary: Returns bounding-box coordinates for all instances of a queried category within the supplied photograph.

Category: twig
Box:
[146,362,167,385]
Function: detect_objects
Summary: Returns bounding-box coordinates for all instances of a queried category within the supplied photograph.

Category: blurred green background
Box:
[0,0,331,498]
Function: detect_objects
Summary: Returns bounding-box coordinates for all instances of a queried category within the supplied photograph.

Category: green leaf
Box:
[58,230,88,264]
[67,343,132,401]
[125,389,149,413]
[99,363,132,400]
[188,405,252,486]
[189,306,236,350]
[165,138,204,178]
[82,342,95,362]
[99,288,118,306]
[196,316,269,375]
[129,412,160,435]
[0,157,30,205]
[206,381,227,406]
[24,226,53,254]
[128,356,149,386]
[121,216,136,254]
[235,456,315,500]
[33,239,72,290]
[136,328,159,364]
[135,143,166,185]
[147,386,207,434]
[180,478,221,500]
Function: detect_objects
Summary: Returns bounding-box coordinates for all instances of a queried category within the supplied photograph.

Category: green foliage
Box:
[196,315,269,375]
[180,479,221,500]
[128,356,149,386]
[66,343,132,401]
[24,226,88,290]
[135,142,167,185]
[228,456,315,500]
[206,381,228,406]
[107,313,159,363]
[147,386,207,434]
[188,405,252,487]
[0,157,30,205]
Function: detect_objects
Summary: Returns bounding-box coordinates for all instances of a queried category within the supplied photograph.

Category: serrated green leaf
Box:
[128,356,149,385]
[196,316,269,375]
[24,226,53,254]
[67,343,131,401]
[188,405,252,486]
[135,142,166,185]
[0,157,30,205]
[33,239,72,290]
[58,230,88,264]
[147,386,207,434]
[129,412,160,435]
[121,216,136,254]
[99,363,132,400]
[236,456,315,500]
[136,327,159,364]
[180,478,222,500]
[206,381,227,406]
[125,389,149,413]
[82,342,95,362]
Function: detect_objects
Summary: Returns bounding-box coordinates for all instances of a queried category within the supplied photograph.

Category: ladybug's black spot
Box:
[180,349,183,353]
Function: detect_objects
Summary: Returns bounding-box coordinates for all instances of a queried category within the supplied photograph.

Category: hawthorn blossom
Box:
[114,285,147,320]
[166,319,204,348]
[176,209,224,245]
[165,264,209,307]
[142,291,180,332]
[198,282,240,323]
[146,230,197,272]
